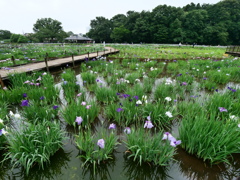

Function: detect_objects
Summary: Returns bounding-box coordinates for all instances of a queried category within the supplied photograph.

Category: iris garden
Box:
[0,44,240,179]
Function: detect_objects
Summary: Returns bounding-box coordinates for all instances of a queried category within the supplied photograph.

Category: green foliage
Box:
[21,100,59,124]
[81,72,97,84]
[61,100,99,127]
[95,86,118,104]
[76,128,119,173]
[3,121,65,175]
[124,128,176,166]
[179,112,240,164]
[0,30,12,40]
[87,1,240,45]
[33,18,67,42]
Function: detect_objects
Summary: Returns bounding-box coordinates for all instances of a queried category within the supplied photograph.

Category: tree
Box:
[182,10,209,44]
[110,25,130,42]
[10,34,20,43]
[0,30,12,40]
[111,14,127,28]
[17,35,29,43]
[33,18,67,42]
[86,17,112,42]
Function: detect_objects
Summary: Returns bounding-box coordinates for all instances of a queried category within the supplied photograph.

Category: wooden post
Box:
[72,54,75,68]
[11,56,16,66]
[0,75,5,89]
[88,52,89,60]
[45,53,49,73]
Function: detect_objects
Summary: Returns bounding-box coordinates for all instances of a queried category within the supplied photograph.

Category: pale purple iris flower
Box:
[218,107,228,112]
[109,123,116,129]
[162,132,181,147]
[75,116,83,125]
[77,93,82,97]
[97,139,105,149]
[147,116,151,121]
[170,140,182,147]
[86,105,91,109]
[81,102,86,106]
[124,127,131,134]
[144,121,154,129]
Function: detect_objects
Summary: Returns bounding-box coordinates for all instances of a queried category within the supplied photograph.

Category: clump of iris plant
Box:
[124,128,177,166]
[3,120,65,175]
[75,128,119,174]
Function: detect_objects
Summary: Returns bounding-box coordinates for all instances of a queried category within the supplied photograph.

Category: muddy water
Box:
[2,65,240,180]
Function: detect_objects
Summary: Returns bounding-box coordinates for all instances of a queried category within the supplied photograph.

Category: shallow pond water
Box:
[1,65,240,180]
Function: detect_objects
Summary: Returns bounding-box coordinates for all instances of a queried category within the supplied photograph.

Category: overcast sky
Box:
[1,0,220,35]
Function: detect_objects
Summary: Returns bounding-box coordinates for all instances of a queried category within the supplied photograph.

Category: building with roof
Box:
[65,34,93,43]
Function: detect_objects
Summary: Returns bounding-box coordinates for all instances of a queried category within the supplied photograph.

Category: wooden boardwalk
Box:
[0,47,119,80]
[225,46,240,57]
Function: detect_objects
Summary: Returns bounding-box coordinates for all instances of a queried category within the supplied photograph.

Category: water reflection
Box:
[174,147,240,180]
[81,159,116,180]
[123,156,171,180]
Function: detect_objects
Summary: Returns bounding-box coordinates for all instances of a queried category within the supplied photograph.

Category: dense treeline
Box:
[87,0,240,45]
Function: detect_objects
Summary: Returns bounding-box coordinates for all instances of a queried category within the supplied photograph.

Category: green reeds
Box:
[75,128,119,174]
[61,100,99,127]
[179,112,240,164]
[124,128,176,166]
[3,120,65,175]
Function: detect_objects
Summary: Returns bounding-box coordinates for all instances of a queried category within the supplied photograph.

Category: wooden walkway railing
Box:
[0,47,119,80]
[225,46,240,57]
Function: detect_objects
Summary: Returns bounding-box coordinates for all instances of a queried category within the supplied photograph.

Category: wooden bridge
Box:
[225,46,240,57]
[0,47,119,81]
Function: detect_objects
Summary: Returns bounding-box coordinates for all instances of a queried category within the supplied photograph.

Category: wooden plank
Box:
[0,47,119,80]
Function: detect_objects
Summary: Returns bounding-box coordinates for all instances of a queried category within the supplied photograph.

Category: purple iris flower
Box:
[170,140,182,147]
[22,93,27,98]
[124,127,131,134]
[21,100,29,106]
[116,108,124,112]
[133,96,139,100]
[109,123,116,129]
[203,77,207,80]
[75,116,83,125]
[123,94,130,98]
[177,73,182,76]
[0,129,2,136]
[218,107,227,112]
[181,82,187,86]
[40,96,45,100]
[53,105,58,110]
[97,139,105,149]
[144,121,154,129]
